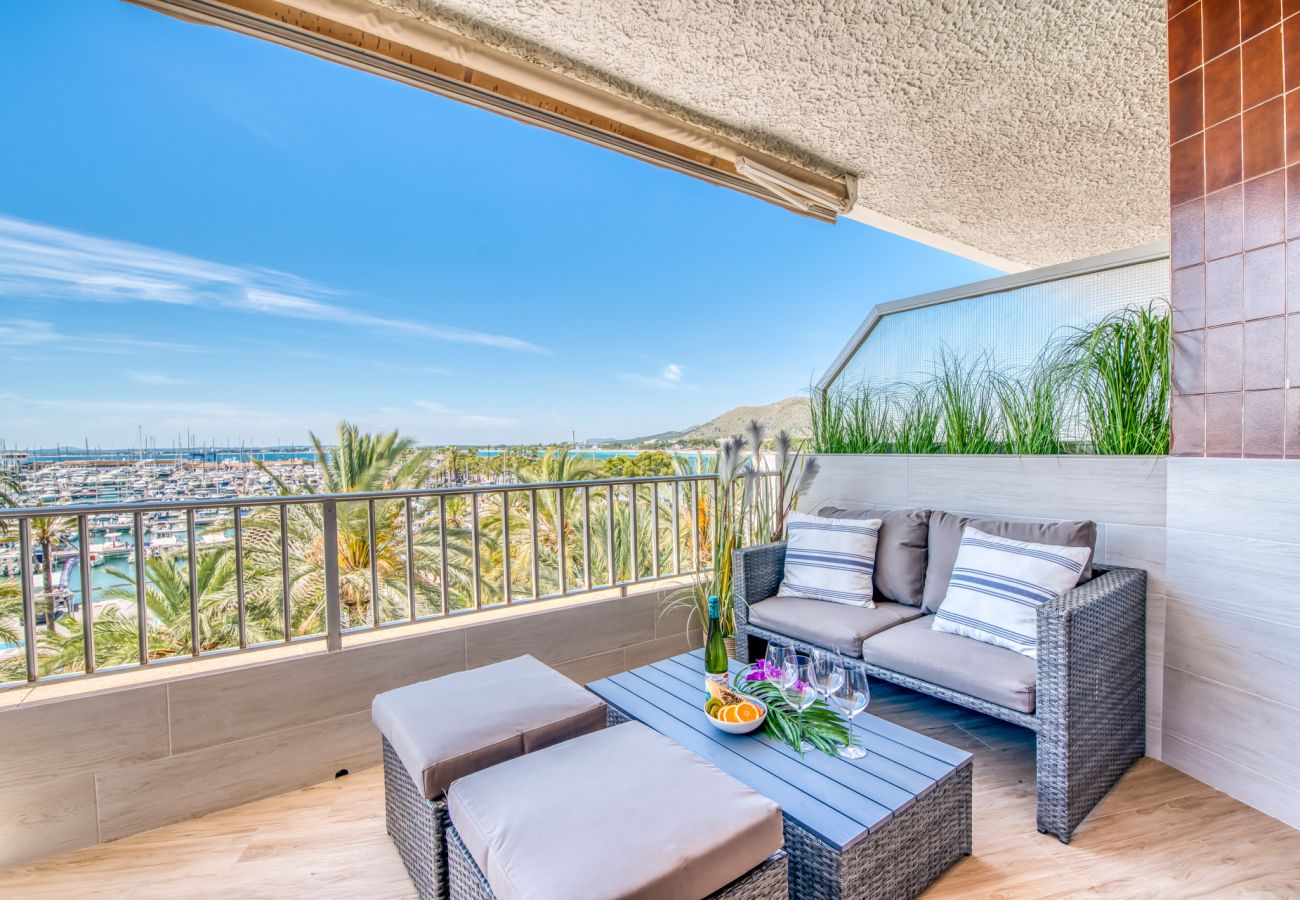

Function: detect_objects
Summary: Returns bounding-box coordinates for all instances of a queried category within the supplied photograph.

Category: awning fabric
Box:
[128,0,856,221]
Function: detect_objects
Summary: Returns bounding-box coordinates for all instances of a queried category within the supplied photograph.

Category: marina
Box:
[0,454,320,621]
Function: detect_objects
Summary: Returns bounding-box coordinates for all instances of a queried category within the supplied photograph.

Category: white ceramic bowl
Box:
[706,698,767,735]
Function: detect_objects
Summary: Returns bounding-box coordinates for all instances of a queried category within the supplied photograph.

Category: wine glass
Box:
[810,647,845,698]
[780,655,816,752]
[764,639,789,683]
[829,668,871,759]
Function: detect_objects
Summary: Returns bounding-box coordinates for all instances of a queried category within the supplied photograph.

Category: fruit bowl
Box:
[704,688,767,734]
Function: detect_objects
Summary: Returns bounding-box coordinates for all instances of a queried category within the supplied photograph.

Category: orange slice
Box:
[719,704,741,724]
[735,703,761,723]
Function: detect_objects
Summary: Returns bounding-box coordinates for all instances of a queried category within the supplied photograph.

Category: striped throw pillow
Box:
[932,527,1091,658]
[778,511,882,607]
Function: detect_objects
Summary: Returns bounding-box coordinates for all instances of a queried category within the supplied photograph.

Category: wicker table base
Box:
[446,823,788,900]
[592,654,974,900]
[782,766,971,900]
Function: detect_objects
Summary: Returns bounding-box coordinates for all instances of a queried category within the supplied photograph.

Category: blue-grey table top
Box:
[587,650,972,852]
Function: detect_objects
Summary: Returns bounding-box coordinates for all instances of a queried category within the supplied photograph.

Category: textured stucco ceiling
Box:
[365,0,1168,270]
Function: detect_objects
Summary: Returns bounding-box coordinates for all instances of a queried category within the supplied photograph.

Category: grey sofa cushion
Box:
[818,505,931,606]
[371,655,606,800]
[861,616,1037,713]
[448,722,784,900]
[749,595,923,657]
[921,511,1095,613]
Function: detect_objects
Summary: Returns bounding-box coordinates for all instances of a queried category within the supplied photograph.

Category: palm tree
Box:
[0,576,21,651]
[6,549,253,678]
[0,469,20,539]
[0,469,19,504]
[0,576,27,683]
[503,447,604,595]
[102,551,261,658]
[442,446,471,484]
[28,512,75,632]
[584,482,659,584]
[245,422,467,630]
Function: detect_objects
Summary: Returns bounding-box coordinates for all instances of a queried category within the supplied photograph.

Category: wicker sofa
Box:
[733,521,1147,844]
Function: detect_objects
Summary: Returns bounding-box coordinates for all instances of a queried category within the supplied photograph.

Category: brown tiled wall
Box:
[1169,0,1300,457]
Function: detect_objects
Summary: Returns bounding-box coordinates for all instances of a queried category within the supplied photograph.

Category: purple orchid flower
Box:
[747,660,783,682]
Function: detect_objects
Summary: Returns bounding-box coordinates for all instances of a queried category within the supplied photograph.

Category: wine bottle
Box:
[705,594,728,689]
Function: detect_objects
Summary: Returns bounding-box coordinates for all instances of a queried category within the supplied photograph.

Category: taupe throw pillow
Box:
[817,506,931,607]
[921,511,1096,614]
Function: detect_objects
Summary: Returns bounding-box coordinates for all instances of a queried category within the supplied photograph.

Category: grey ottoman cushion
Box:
[371,655,605,800]
[818,505,931,606]
[749,595,923,657]
[861,616,1037,713]
[921,510,1095,613]
[448,721,784,900]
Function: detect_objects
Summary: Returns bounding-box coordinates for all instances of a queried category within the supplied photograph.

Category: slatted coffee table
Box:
[588,651,972,900]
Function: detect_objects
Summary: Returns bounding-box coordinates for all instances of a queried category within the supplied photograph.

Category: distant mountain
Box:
[599,396,810,446]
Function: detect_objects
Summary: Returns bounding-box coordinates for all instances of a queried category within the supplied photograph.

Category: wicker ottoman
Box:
[372,656,607,900]
[445,722,788,900]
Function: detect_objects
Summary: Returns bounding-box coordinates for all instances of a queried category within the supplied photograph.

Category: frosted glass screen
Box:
[830,258,1170,391]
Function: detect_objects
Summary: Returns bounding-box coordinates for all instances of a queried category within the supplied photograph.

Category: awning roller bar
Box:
[127,0,856,221]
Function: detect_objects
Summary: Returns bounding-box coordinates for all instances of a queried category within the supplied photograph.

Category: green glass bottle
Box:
[705,594,728,687]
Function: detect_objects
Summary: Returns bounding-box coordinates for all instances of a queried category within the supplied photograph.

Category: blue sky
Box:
[0,1,996,449]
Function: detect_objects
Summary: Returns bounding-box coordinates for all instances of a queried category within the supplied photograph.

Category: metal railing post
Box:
[232,507,247,649]
[651,482,661,580]
[405,496,416,621]
[671,481,681,575]
[186,509,199,657]
[368,498,380,627]
[78,515,95,673]
[323,500,342,651]
[529,489,540,600]
[438,496,449,616]
[582,486,593,591]
[557,486,568,595]
[471,493,482,609]
[134,510,150,662]
[605,484,616,587]
[19,518,37,682]
[280,504,292,642]
[501,491,512,604]
[629,482,639,582]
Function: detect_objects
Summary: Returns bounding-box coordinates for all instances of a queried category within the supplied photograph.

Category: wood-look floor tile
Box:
[2,681,1297,898]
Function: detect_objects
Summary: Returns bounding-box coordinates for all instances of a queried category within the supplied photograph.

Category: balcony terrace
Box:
[3,0,1300,896]
[1,458,1299,897]
[2,674,1296,898]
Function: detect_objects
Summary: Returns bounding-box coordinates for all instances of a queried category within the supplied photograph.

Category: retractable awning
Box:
[128,0,857,222]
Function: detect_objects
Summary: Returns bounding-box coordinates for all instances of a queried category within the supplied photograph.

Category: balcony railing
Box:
[0,474,718,688]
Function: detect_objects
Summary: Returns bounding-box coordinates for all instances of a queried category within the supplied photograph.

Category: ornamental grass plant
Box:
[808,305,1170,456]
[992,363,1068,455]
[932,351,999,454]
[1053,304,1171,455]
[662,424,816,639]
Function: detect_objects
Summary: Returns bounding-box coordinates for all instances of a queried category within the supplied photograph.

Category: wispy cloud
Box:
[0,215,546,353]
[129,370,192,386]
[413,399,515,427]
[374,361,451,376]
[0,393,245,418]
[619,362,695,391]
[0,318,202,354]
